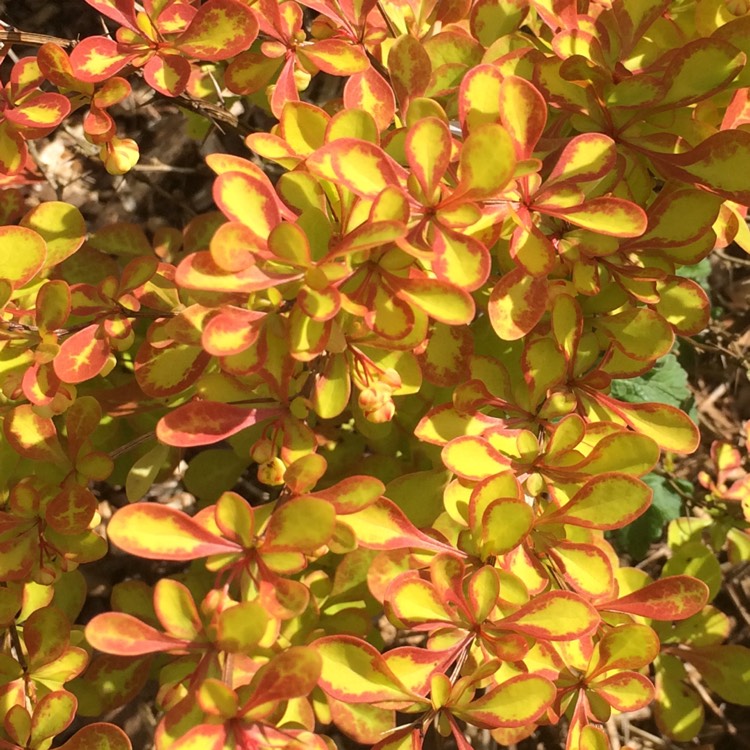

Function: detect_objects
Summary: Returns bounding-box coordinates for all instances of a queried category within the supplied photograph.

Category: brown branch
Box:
[0,29,74,48]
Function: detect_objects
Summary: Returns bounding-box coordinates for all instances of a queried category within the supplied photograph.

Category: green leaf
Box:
[614,473,685,559]
[610,353,692,411]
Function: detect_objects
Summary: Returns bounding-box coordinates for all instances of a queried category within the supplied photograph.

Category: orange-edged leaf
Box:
[21,201,86,269]
[509,223,556,277]
[215,601,267,654]
[499,76,546,159]
[660,130,750,205]
[213,171,280,234]
[432,227,491,292]
[57,723,132,750]
[30,691,77,745]
[81,0,138,30]
[202,308,264,356]
[301,39,369,75]
[242,646,322,711]
[330,220,407,258]
[340,498,458,554]
[70,36,136,82]
[502,590,600,640]
[488,268,548,340]
[396,277,475,325]
[550,542,616,600]
[4,404,66,463]
[655,277,710,336]
[588,623,660,676]
[107,503,241,560]
[386,576,452,625]
[85,613,188,656]
[175,251,291,293]
[261,497,335,553]
[592,671,654,712]
[405,117,451,198]
[456,123,516,199]
[46,485,98,535]
[54,324,110,384]
[442,435,509,480]
[455,674,556,729]
[307,139,406,198]
[603,576,709,620]
[0,122,26,174]
[388,34,432,105]
[344,67,396,132]
[329,699,396,747]
[545,474,652,530]
[480,498,534,556]
[143,53,191,97]
[458,63,504,130]
[175,0,258,60]
[600,396,700,454]
[313,635,415,703]
[545,133,617,186]
[550,198,647,238]
[0,225,46,287]
[153,578,202,641]
[5,93,70,129]
[134,342,210,398]
[320,475,385,514]
[156,401,282,447]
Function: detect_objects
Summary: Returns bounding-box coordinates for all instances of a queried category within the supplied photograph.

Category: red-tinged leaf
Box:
[593,671,655,712]
[156,401,282,447]
[166,723,227,750]
[153,578,203,641]
[225,51,282,95]
[134,342,210,397]
[82,0,138,29]
[332,699,397,747]
[549,197,647,238]
[502,591,600,640]
[202,308,264,356]
[344,67,396,132]
[308,139,406,198]
[589,624,660,676]
[70,36,136,82]
[74,654,151,717]
[386,576,451,625]
[458,63,504,130]
[480,498,534,557]
[5,93,70,130]
[30,691,77,745]
[331,220,407,257]
[488,268,548,340]
[455,674,556,729]
[396,277,475,325]
[88,221,152,257]
[107,503,241,560]
[213,171,280,235]
[0,225,46,287]
[499,76,546,159]
[432,226,490,292]
[405,117,450,199]
[600,396,701,454]
[442,435,508,480]
[301,39,369,75]
[261,497,335,553]
[545,133,618,186]
[175,251,291,293]
[340,498,458,554]
[242,646,322,711]
[545,474,652,530]
[143,53,191,97]
[57,723,132,750]
[0,121,27,174]
[85,613,188,656]
[46,485,98,535]
[655,277,710,336]
[550,541,616,600]
[205,153,268,179]
[53,324,110,384]
[509,223,556,277]
[604,576,709,620]
[456,123,516,199]
[175,0,258,60]
[313,635,415,703]
[318,475,384,514]
[4,404,66,463]
[659,130,750,205]
[24,606,70,667]
[572,431,659,476]
[388,34,432,105]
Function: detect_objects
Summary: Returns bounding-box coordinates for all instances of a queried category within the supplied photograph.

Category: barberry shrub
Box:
[1,1,749,749]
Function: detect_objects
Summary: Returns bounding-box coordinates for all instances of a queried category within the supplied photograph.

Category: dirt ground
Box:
[1,2,749,749]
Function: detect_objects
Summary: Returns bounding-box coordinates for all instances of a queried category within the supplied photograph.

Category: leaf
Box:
[85,613,187,656]
[0,225,47,287]
[488,268,548,340]
[57,722,132,750]
[604,576,709,620]
[156,402,281,447]
[313,635,414,703]
[592,671,654,712]
[502,591,600,640]
[681,645,750,706]
[107,503,241,560]
[614,473,685,560]
[343,66,396,132]
[610,353,692,410]
[261,497,336,553]
[30,691,76,745]
[175,0,258,61]
[125,443,170,503]
[4,404,66,463]
[54,325,111,384]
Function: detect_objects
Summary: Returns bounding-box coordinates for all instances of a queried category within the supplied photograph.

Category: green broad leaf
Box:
[183,449,248,503]
[677,258,712,294]
[614,473,686,559]
[610,353,692,411]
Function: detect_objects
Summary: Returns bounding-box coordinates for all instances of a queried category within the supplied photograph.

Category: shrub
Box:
[0,1,749,749]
